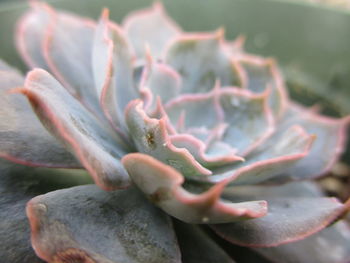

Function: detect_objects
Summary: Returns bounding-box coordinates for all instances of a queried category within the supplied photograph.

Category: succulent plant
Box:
[1,1,350,262]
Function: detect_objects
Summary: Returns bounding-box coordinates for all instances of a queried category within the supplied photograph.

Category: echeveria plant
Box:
[1,1,350,262]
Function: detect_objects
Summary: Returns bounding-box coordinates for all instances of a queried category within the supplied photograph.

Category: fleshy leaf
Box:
[226,103,350,184]
[0,160,46,263]
[122,2,181,58]
[223,181,324,200]
[236,55,288,117]
[27,185,181,263]
[274,103,350,180]
[221,182,350,261]
[125,99,211,177]
[122,153,267,224]
[210,125,314,185]
[15,1,50,69]
[0,159,89,263]
[254,221,350,263]
[170,134,243,168]
[164,87,224,133]
[39,3,102,115]
[224,35,246,55]
[174,221,235,263]
[140,54,182,114]
[233,181,350,262]
[165,87,274,156]
[19,69,130,190]
[218,88,274,155]
[165,30,240,94]
[211,180,349,247]
[93,9,136,134]
[0,63,79,168]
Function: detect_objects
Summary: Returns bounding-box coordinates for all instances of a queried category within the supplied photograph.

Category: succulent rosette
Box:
[1,1,350,262]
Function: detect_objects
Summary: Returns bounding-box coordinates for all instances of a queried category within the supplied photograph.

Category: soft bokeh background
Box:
[1,0,350,115]
[1,0,350,7]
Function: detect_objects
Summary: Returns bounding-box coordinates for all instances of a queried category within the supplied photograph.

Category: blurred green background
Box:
[0,0,350,117]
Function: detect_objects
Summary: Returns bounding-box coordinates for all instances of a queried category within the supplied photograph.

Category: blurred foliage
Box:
[1,0,350,118]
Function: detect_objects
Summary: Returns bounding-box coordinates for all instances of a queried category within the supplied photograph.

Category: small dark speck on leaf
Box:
[149,187,171,203]
[146,131,156,149]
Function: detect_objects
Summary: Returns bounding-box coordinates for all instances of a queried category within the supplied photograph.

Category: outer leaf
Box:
[239,181,350,263]
[254,221,350,263]
[27,185,181,263]
[223,181,324,200]
[0,63,79,168]
[0,159,89,263]
[122,2,181,58]
[93,9,136,134]
[125,99,211,177]
[275,103,350,180]
[122,153,267,224]
[40,2,102,115]
[15,1,50,69]
[165,30,240,94]
[211,180,349,247]
[19,69,130,190]
[174,221,235,263]
[0,160,45,263]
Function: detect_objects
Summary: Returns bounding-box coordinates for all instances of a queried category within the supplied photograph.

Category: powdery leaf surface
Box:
[122,3,181,58]
[27,185,181,263]
[20,69,130,190]
[165,31,240,94]
[211,181,349,247]
[93,9,136,134]
[0,61,79,168]
[123,153,267,224]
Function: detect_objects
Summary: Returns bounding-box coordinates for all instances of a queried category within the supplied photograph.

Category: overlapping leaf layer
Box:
[0,2,349,262]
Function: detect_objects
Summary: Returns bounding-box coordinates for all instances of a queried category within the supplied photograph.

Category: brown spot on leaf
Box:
[149,187,171,203]
[52,248,95,263]
[146,131,156,149]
